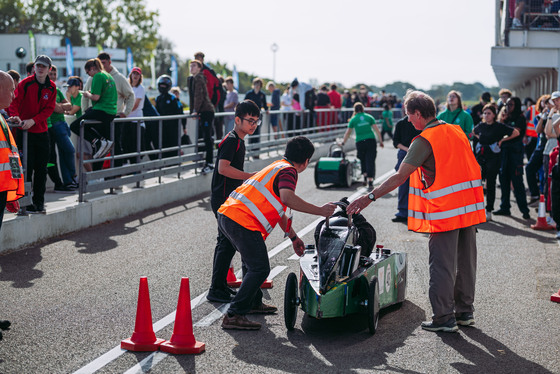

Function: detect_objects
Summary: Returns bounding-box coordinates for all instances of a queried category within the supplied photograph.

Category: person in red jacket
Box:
[7,55,56,213]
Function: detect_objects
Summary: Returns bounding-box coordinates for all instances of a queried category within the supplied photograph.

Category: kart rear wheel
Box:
[339,162,352,188]
[367,277,380,335]
[284,272,299,331]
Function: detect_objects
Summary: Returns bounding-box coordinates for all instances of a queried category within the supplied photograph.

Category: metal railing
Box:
[14,107,402,204]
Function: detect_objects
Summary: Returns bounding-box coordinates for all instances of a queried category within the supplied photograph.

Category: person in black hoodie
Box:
[494,97,531,219]
[154,75,184,159]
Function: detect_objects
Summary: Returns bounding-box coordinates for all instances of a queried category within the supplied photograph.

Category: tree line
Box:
[0,0,498,103]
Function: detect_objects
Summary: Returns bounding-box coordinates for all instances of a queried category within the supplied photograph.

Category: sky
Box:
[145,0,500,90]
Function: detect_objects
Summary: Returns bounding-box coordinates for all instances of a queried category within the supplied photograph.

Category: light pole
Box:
[271,43,278,81]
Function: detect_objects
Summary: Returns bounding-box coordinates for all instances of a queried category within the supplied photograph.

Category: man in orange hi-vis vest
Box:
[218,136,336,330]
[0,71,24,229]
[0,70,25,341]
[348,90,485,333]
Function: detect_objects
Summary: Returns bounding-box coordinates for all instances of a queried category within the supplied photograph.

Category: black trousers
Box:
[18,131,49,208]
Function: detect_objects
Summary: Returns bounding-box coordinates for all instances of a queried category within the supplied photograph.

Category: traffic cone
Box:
[160,277,205,354]
[227,264,272,289]
[121,277,164,351]
[226,264,242,288]
[531,194,555,230]
[552,288,560,303]
[260,279,273,289]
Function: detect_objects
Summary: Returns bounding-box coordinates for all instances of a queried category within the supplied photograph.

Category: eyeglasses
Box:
[242,117,261,126]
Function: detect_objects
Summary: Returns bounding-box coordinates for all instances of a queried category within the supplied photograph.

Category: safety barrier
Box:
[74,107,400,203]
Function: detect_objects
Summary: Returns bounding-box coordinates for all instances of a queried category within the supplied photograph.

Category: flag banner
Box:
[28,31,36,61]
[233,65,239,91]
[65,38,74,77]
[126,47,133,75]
[170,55,178,87]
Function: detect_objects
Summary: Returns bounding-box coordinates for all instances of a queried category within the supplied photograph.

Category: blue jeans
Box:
[217,213,269,315]
[395,149,409,218]
[52,121,76,185]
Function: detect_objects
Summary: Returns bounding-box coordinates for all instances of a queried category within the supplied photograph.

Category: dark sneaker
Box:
[421,318,458,332]
[493,209,511,216]
[54,185,76,194]
[455,312,475,326]
[206,289,233,303]
[368,181,374,189]
[522,212,531,220]
[26,204,46,214]
[248,302,277,314]
[222,314,261,330]
[392,216,407,223]
[225,286,237,296]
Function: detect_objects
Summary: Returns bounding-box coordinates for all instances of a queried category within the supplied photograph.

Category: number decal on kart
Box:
[385,264,392,294]
[377,267,385,295]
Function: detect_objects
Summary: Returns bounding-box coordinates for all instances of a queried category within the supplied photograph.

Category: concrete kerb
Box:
[0,141,349,253]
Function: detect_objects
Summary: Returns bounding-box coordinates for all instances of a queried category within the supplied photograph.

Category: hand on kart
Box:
[292,237,305,257]
[319,202,337,217]
[346,195,373,215]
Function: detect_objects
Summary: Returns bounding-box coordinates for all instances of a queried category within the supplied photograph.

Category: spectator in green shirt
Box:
[69,58,117,159]
[381,103,394,140]
[341,102,383,188]
[437,90,474,139]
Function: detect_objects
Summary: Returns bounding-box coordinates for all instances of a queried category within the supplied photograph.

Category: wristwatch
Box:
[368,193,376,201]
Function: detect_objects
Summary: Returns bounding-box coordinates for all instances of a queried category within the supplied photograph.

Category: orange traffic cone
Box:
[121,277,165,351]
[531,194,555,230]
[260,279,273,289]
[226,264,242,288]
[160,278,205,355]
[552,288,560,303]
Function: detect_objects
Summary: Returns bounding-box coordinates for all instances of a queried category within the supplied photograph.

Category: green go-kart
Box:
[314,143,362,188]
[284,200,407,334]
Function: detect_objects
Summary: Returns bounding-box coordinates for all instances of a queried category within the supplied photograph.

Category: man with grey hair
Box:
[348,90,485,333]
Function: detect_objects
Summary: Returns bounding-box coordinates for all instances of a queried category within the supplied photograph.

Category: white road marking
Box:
[73,169,396,373]
[122,351,169,374]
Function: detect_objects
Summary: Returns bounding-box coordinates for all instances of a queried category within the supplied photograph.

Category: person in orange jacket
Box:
[0,70,26,340]
[348,90,485,333]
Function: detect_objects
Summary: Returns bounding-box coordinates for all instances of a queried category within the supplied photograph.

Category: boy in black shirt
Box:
[207,100,260,303]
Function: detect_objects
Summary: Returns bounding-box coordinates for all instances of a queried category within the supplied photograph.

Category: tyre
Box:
[314,165,321,188]
[339,162,352,188]
[284,272,299,331]
[367,277,380,335]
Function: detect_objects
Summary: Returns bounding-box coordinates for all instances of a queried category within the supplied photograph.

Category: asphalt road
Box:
[1,142,559,374]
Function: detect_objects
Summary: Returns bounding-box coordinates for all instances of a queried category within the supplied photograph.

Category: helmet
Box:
[157,75,172,94]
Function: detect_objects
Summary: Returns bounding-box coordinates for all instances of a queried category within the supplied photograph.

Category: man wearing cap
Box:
[8,55,56,213]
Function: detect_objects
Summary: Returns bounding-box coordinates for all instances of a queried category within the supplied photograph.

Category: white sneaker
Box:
[201,165,213,175]
[486,211,492,221]
[93,139,112,159]
[512,18,523,28]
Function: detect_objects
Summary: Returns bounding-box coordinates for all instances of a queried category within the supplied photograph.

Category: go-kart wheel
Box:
[367,277,380,335]
[314,165,321,188]
[284,272,299,331]
[344,161,353,187]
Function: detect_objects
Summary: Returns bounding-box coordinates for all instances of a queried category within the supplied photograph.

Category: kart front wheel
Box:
[284,272,299,331]
[367,277,380,335]
[314,166,321,188]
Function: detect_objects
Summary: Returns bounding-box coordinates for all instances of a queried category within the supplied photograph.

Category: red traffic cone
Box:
[121,277,165,351]
[160,278,205,355]
[260,279,273,289]
[552,288,560,303]
[226,265,242,288]
[531,194,555,230]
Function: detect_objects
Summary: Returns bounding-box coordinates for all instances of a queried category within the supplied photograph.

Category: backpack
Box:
[202,65,222,107]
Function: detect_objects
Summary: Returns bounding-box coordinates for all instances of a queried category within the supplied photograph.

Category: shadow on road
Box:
[478,220,556,244]
[0,246,43,288]
[225,300,425,373]
[440,326,553,373]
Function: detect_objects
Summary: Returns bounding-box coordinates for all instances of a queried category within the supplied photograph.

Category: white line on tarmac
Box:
[122,351,169,374]
[73,169,396,374]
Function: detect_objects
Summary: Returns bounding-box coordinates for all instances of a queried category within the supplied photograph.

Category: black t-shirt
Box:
[316,92,330,106]
[211,130,246,209]
[473,121,514,157]
[393,116,421,148]
[502,114,526,145]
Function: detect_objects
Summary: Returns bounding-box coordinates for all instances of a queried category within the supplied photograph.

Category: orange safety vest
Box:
[526,105,538,138]
[0,116,24,202]
[408,123,485,233]
[218,159,292,239]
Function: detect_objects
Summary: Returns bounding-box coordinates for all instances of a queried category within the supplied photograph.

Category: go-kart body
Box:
[284,202,407,334]
[315,144,362,188]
